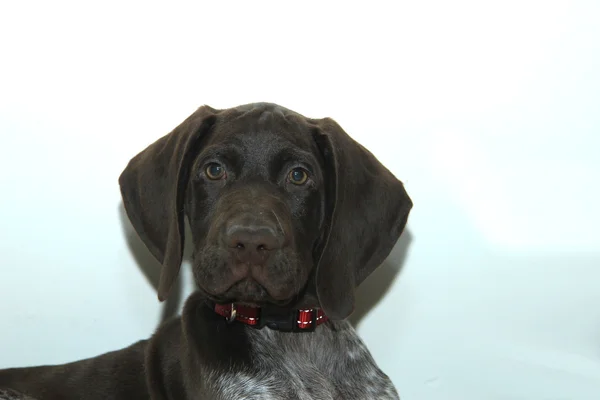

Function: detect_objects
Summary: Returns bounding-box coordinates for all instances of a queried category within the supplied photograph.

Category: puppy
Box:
[0,103,412,399]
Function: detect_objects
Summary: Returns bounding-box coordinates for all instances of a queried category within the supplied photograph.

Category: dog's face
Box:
[119,103,412,320]
[185,119,326,306]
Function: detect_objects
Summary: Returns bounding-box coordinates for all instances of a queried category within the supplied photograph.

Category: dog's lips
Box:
[194,255,307,305]
[200,278,296,307]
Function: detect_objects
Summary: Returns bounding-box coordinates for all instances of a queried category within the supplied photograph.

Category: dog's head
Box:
[119,103,412,320]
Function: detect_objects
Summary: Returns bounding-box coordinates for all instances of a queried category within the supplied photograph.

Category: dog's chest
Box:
[206,321,399,400]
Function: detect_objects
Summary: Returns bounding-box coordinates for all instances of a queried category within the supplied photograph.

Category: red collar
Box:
[214,303,328,332]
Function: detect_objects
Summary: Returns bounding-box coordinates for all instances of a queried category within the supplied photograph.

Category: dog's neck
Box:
[174,292,399,399]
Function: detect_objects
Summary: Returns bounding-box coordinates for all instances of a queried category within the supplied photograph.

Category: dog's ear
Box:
[313,118,412,320]
[119,105,219,301]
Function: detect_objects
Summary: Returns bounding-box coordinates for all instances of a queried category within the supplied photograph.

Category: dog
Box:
[0,103,412,399]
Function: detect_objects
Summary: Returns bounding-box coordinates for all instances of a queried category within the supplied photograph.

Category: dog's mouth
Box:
[200,278,298,307]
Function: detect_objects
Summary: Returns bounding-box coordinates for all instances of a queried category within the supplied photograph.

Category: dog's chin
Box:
[201,279,297,307]
[201,279,298,307]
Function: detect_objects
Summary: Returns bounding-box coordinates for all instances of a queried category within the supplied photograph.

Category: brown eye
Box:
[206,163,226,180]
[288,168,308,185]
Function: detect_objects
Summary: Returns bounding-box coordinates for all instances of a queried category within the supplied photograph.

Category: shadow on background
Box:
[348,229,413,327]
[118,203,184,323]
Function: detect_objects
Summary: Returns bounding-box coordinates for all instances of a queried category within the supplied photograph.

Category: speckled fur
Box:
[0,388,37,400]
[207,321,399,400]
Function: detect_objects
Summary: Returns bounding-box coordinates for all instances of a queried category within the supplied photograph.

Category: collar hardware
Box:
[214,303,328,332]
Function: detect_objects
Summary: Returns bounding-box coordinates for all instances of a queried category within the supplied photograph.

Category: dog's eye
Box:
[288,168,308,185]
[205,163,226,180]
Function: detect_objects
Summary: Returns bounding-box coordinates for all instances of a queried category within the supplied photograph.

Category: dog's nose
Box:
[224,223,283,264]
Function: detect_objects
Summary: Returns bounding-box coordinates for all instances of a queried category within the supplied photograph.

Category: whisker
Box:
[271,210,285,236]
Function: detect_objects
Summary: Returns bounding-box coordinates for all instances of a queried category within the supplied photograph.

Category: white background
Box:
[1,1,599,399]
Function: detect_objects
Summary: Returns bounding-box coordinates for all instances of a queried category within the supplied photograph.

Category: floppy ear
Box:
[313,118,413,320]
[119,105,219,301]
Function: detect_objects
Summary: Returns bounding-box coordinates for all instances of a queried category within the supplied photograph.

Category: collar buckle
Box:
[255,307,319,332]
[257,306,298,332]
